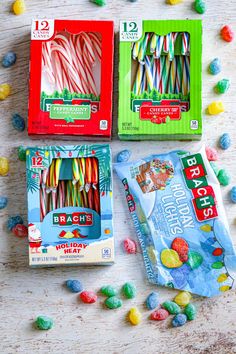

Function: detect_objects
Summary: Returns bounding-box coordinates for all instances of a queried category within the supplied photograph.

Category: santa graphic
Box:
[28,223,42,253]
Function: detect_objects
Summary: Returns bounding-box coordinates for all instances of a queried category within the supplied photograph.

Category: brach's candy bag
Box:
[115,146,236,297]
[118,20,202,140]
[28,19,114,139]
[26,144,114,266]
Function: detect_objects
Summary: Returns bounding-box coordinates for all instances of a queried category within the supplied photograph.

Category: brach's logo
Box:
[53,212,93,226]
[122,178,136,213]
[181,153,218,222]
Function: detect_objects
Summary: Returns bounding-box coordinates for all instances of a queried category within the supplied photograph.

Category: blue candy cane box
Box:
[26,144,114,266]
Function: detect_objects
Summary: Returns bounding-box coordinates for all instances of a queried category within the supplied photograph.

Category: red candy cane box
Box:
[28,19,114,139]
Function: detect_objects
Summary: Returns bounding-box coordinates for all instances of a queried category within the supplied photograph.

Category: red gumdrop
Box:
[205,146,219,161]
[12,224,28,237]
[221,25,234,42]
[171,237,189,262]
[150,308,169,321]
[80,291,97,304]
[212,248,223,256]
[123,238,137,254]
[178,253,188,262]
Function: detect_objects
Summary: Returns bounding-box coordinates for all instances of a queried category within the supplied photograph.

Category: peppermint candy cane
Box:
[42,32,102,96]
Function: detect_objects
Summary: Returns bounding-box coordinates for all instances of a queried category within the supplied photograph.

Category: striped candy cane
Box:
[42,32,102,96]
[181,32,189,56]
[154,35,164,59]
[137,33,151,64]
[144,55,154,92]
[85,157,93,192]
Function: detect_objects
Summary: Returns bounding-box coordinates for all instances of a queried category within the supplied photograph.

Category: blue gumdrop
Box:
[209,58,221,75]
[230,186,236,203]
[116,149,131,163]
[170,264,190,289]
[145,291,159,310]
[66,279,83,293]
[12,113,25,132]
[0,196,8,209]
[172,314,187,327]
[7,215,24,231]
[219,133,231,150]
[2,51,17,68]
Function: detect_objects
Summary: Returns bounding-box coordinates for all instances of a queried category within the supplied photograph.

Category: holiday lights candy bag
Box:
[115,146,236,297]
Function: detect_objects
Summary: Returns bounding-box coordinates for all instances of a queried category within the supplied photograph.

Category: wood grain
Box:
[1,0,236,353]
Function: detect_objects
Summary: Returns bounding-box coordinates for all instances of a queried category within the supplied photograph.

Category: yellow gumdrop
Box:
[45,151,49,157]
[12,0,26,15]
[208,101,225,115]
[219,285,230,292]
[0,84,11,100]
[26,150,30,155]
[147,246,158,264]
[0,157,9,176]
[167,0,182,4]
[217,274,228,283]
[161,249,183,268]
[200,224,212,232]
[174,291,192,307]
[128,307,142,325]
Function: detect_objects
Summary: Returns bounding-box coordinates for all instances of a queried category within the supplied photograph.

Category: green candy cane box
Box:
[118,20,202,140]
[26,144,114,267]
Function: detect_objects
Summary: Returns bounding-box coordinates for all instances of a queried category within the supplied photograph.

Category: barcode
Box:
[32,256,58,262]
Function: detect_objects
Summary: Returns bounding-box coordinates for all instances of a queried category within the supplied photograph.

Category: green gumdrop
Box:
[36,315,53,330]
[187,251,203,270]
[210,161,220,177]
[218,169,230,186]
[211,261,224,269]
[194,0,206,14]
[215,79,230,94]
[162,301,181,315]
[18,146,27,161]
[105,296,123,309]
[90,0,106,6]
[184,303,197,320]
[122,282,136,299]
[101,285,118,297]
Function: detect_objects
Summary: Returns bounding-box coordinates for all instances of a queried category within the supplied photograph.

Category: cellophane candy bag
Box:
[115,146,236,297]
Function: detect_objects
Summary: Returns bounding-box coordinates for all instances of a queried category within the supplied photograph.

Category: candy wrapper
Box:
[115,146,236,297]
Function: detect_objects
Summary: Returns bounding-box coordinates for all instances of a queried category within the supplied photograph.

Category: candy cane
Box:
[91,158,99,189]
[72,158,80,185]
[78,158,86,191]
[42,32,102,96]
[57,180,65,208]
[85,157,93,192]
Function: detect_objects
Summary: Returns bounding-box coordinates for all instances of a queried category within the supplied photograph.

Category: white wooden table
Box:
[1,1,236,353]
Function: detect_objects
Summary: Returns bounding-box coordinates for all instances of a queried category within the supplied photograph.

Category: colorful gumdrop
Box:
[171,238,189,262]
[161,249,183,269]
[187,251,203,270]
